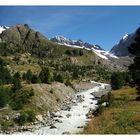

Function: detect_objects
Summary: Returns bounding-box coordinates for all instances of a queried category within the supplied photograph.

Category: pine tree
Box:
[12,72,22,92]
[111,72,124,90]
[55,74,64,83]
[26,70,33,82]
[128,27,140,94]
[39,67,53,84]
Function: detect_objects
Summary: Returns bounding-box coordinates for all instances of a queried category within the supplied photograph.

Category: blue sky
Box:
[0,6,140,50]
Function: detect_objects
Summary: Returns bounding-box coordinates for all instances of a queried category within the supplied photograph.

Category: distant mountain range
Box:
[0,25,135,59]
[50,35,103,50]
[0,24,135,70]
[50,35,118,60]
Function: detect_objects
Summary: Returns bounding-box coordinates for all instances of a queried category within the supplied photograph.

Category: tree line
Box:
[111,27,140,99]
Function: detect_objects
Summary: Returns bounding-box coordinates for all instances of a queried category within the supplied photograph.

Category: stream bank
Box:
[12,81,111,135]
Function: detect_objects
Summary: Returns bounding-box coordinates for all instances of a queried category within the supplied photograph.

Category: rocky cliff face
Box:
[110,33,136,57]
[0,24,49,46]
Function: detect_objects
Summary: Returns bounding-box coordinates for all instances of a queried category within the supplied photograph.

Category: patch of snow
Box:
[55,35,68,42]
[103,51,119,59]
[93,45,99,49]
[0,27,6,34]
[58,42,84,49]
[84,48,91,51]
[0,26,9,34]
[91,48,108,60]
[122,34,128,40]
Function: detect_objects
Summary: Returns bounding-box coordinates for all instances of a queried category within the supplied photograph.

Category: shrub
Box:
[111,72,125,90]
[0,57,6,66]
[107,92,113,106]
[65,79,72,87]
[16,110,36,125]
[10,89,34,110]
[26,70,33,82]
[31,75,41,83]
[97,105,104,115]
[1,120,14,131]
[39,67,53,84]
[55,74,64,83]
[13,72,21,80]
[12,77,22,92]
[0,87,10,108]
[97,92,113,107]
[0,64,13,84]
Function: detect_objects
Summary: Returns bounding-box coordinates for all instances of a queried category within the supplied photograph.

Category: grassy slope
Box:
[81,86,140,134]
[22,82,75,114]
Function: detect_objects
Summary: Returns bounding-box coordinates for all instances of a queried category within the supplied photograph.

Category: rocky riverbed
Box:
[12,81,111,135]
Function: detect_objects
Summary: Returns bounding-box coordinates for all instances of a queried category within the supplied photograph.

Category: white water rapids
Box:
[14,81,110,135]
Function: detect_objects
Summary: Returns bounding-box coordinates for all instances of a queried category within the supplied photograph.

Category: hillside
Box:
[0,24,112,81]
[81,86,140,134]
[0,24,113,133]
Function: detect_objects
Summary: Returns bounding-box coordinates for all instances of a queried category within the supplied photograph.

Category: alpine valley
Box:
[0,24,138,134]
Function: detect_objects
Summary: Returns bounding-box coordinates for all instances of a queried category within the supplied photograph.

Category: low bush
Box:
[0,87,11,108]
[0,120,14,131]
[10,89,34,110]
[16,110,36,125]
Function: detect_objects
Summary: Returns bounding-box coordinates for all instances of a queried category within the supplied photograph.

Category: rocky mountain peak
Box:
[110,33,135,57]
[50,35,103,50]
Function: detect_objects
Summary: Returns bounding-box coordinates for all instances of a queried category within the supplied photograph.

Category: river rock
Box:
[36,115,43,122]
[66,113,72,118]
[102,102,107,106]
[62,131,71,134]
[58,115,63,118]
[50,125,57,129]
[55,119,63,123]
[77,126,84,128]
[4,115,9,121]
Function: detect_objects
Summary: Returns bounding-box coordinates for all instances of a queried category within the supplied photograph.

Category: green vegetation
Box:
[0,87,11,108]
[81,27,140,134]
[81,87,140,134]
[128,27,140,95]
[0,24,114,132]
[10,89,34,110]
[111,71,133,90]
[0,120,14,132]
[65,49,84,56]
[15,110,36,125]
[39,67,53,84]
[98,92,113,107]
[111,72,125,89]
[12,72,22,92]
[54,74,64,83]
[0,57,12,84]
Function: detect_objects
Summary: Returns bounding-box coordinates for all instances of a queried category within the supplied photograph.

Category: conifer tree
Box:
[128,27,140,94]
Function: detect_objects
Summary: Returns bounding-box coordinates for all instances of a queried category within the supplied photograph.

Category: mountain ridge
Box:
[50,35,118,60]
[110,33,136,57]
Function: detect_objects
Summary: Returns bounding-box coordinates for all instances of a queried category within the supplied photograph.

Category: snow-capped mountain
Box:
[110,33,135,57]
[0,26,9,34]
[50,35,118,60]
[51,36,103,50]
